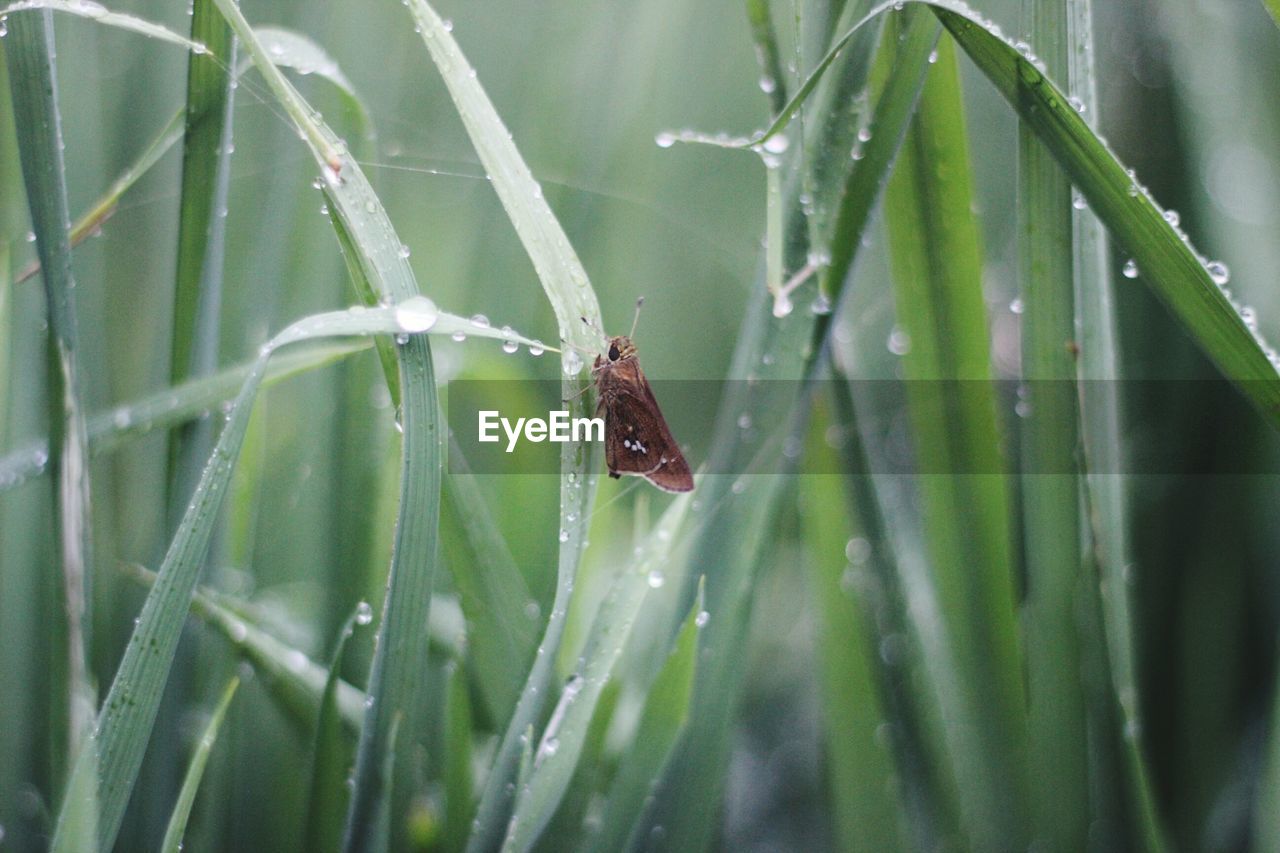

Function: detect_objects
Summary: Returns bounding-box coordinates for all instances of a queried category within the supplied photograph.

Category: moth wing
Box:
[602,382,693,493]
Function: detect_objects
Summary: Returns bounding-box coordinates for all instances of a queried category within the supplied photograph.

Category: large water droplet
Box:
[395,295,439,332]
[563,350,584,376]
[887,326,911,355]
[1122,258,1139,279]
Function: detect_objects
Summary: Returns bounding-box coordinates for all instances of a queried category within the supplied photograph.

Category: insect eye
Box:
[608,344,620,361]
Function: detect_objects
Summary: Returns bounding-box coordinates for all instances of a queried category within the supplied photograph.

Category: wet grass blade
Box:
[1015,0,1089,844]
[5,5,95,774]
[304,612,364,853]
[930,4,1280,413]
[745,0,789,114]
[802,417,905,852]
[587,581,703,853]
[0,1,202,50]
[47,305,448,852]
[0,339,370,491]
[500,494,692,851]
[159,676,240,853]
[167,0,236,521]
[881,29,1028,846]
[400,4,606,848]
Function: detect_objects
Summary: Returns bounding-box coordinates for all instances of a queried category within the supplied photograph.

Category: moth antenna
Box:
[629,297,644,339]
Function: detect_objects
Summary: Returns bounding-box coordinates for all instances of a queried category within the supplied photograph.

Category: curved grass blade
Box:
[881,28,1028,846]
[5,6,95,773]
[159,676,240,853]
[1262,0,1280,28]
[0,339,369,491]
[928,3,1280,410]
[47,305,453,852]
[400,5,605,849]
[501,493,692,852]
[587,580,703,853]
[205,4,448,846]
[304,611,364,853]
[0,1,202,50]
[242,27,372,132]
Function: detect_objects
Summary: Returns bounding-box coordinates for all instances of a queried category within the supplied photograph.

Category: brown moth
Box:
[592,334,694,493]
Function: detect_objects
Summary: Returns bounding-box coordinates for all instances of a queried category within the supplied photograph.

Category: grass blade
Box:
[0,1,202,50]
[159,676,240,853]
[1015,0,1089,843]
[304,612,364,853]
[881,27,1028,846]
[442,440,537,724]
[47,304,453,851]
[5,6,95,774]
[588,580,703,853]
[399,4,606,848]
[0,339,370,491]
[500,493,693,851]
[441,660,474,853]
[930,4,1280,413]
[802,417,905,852]
[167,0,236,519]
[745,0,789,114]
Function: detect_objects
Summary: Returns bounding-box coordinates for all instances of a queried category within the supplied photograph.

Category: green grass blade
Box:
[500,493,692,852]
[881,28,1028,846]
[47,305,447,852]
[588,580,703,853]
[442,440,537,724]
[5,6,95,771]
[1066,0,1165,846]
[304,612,364,853]
[1016,0,1090,844]
[0,339,370,490]
[399,5,606,848]
[159,676,240,853]
[802,419,905,852]
[441,660,474,853]
[0,1,202,50]
[1261,0,1280,28]
[931,4,1280,412]
[120,563,372,734]
[745,0,789,114]
[168,0,235,522]
[241,28,372,133]
[15,109,183,286]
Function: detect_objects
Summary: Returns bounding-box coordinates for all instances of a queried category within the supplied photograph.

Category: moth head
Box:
[606,335,636,362]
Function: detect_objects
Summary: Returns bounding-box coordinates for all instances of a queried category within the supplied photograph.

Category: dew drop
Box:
[647,569,666,588]
[1010,297,1024,315]
[887,326,911,355]
[394,295,439,333]
[758,75,777,94]
[563,350,584,376]
[355,601,373,625]
[695,610,710,627]
[469,313,490,328]
[655,131,676,149]
[772,294,794,318]
[1122,258,1139,279]
[528,340,546,356]
[451,330,467,342]
[762,134,789,154]
[810,293,832,315]
[1162,209,1180,228]
[558,529,570,543]
[1207,260,1230,285]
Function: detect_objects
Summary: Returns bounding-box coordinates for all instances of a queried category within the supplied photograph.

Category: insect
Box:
[589,302,694,493]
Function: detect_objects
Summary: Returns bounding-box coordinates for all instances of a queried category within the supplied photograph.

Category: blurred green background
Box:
[3,0,1280,850]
